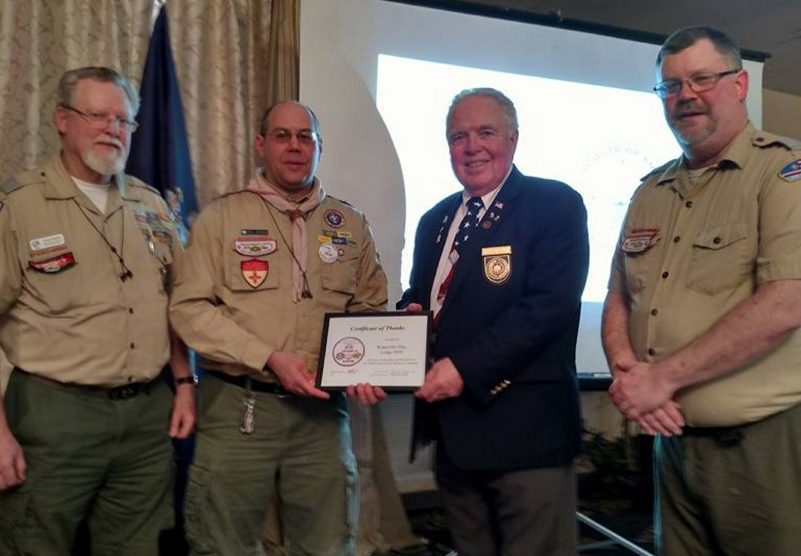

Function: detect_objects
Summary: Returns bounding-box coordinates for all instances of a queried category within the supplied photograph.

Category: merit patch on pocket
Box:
[241,259,269,288]
[28,251,76,273]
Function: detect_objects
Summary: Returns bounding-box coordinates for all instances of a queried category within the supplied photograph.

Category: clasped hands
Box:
[609,355,684,436]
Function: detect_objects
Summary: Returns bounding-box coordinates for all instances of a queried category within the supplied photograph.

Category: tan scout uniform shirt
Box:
[169,188,388,379]
[0,155,178,387]
[609,124,801,427]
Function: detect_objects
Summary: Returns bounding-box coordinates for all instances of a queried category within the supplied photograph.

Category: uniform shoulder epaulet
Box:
[2,169,40,194]
[2,178,23,194]
[125,174,161,196]
[752,132,801,151]
[640,159,675,182]
[215,189,251,202]
[327,195,365,217]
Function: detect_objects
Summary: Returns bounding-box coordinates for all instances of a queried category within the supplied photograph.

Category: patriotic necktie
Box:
[435,196,484,311]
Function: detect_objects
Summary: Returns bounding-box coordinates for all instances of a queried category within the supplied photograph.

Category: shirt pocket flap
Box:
[692,223,748,250]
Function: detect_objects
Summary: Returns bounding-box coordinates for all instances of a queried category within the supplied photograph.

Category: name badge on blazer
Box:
[482,245,512,284]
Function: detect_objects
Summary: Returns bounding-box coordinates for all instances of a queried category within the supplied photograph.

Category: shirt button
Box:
[713,237,721,244]
[129,307,134,314]
[648,348,655,356]
[651,308,658,316]
[673,236,680,243]
[661,271,669,279]
[128,376,134,382]
[685,201,693,208]
[130,342,136,349]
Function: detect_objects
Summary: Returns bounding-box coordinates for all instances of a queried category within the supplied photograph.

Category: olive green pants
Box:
[185,374,357,556]
[655,402,801,556]
[0,369,174,556]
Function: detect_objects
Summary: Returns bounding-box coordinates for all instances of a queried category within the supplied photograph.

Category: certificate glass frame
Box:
[316,311,432,391]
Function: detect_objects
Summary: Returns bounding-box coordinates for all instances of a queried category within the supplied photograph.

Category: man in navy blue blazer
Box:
[397,88,589,556]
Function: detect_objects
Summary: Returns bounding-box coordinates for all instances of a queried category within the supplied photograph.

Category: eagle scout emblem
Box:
[778,159,801,182]
[241,260,269,288]
[233,236,277,257]
[324,209,345,228]
[28,251,76,273]
[481,245,512,284]
[622,228,659,254]
[319,243,339,263]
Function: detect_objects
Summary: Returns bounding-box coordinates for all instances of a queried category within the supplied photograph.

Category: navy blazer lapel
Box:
[439,167,525,316]
[422,194,462,304]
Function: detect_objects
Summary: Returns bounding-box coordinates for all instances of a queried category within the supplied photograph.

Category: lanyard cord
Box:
[71,199,134,281]
[262,200,313,299]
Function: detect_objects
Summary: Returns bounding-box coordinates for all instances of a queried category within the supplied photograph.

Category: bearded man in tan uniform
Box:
[170,100,388,555]
[0,67,196,555]
[603,27,801,555]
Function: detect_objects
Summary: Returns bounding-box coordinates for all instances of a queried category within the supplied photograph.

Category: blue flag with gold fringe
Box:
[126,5,198,244]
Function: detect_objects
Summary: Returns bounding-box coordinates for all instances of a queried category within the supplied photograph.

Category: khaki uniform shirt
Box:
[609,124,801,426]
[169,188,388,379]
[0,155,178,387]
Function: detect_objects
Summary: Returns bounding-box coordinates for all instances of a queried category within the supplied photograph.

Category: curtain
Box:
[0,0,299,205]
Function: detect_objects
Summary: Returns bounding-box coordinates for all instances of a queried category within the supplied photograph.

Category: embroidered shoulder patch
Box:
[778,159,801,182]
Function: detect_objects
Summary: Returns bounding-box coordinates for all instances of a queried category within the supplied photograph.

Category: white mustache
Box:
[94,135,124,150]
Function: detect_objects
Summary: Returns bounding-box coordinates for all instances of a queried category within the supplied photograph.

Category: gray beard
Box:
[83,149,126,177]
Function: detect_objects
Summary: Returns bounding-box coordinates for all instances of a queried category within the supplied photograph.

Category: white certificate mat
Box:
[317,312,432,390]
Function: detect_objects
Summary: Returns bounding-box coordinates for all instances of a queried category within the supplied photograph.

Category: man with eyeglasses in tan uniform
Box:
[602,26,801,555]
[170,100,387,555]
[0,66,196,555]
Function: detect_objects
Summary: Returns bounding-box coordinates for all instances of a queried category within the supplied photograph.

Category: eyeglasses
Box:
[62,104,139,133]
[264,129,318,145]
[653,69,741,99]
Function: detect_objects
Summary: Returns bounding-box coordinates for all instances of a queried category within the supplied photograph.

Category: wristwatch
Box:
[175,375,198,387]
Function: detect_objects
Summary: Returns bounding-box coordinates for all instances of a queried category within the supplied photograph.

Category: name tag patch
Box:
[622,228,659,254]
[29,233,65,251]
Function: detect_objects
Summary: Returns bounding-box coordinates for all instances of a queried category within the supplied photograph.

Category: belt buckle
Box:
[274,384,292,399]
[109,384,139,400]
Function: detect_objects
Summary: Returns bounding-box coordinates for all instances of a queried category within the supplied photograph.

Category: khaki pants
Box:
[655,402,801,556]
[0,369,174,556]
[185,373,357,556]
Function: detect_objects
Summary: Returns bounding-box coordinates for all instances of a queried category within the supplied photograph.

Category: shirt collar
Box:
[654,122,756,186]
[461,164,513,209]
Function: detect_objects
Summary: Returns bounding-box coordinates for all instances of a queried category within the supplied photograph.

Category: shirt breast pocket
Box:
[623,240,661,295]
[25,255,86,314]
[320,251,358,310]
[686,223,750,295]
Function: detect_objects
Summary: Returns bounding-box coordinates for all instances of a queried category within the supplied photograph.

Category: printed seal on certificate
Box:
[332,337,365,367]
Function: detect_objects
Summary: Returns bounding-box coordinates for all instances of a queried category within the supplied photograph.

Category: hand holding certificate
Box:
[317,312,431,390]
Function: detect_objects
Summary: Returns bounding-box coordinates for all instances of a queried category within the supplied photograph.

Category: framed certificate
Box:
[316,311,432,391]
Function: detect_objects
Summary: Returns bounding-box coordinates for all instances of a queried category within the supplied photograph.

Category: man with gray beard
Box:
[0,66,196,555]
